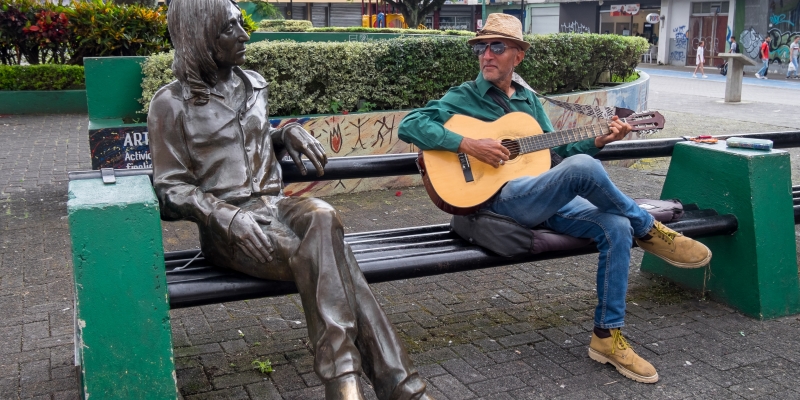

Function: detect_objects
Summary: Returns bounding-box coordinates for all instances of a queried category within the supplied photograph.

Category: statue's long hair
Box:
[167,0,239,105]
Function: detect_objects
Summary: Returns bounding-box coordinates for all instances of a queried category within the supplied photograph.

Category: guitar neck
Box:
[515,121,615,154]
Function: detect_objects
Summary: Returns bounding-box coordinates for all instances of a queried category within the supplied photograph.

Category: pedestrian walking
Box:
[729,36,738,54]
[756,36,771,79]
[787,36,799,79]
[693,41,708,78]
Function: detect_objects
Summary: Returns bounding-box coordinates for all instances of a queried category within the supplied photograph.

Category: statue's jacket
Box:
[148,67,290,244]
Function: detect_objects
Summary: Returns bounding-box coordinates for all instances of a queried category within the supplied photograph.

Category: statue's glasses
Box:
[472,42,514,56]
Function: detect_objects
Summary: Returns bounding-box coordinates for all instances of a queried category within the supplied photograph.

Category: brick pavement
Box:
[1,75,800,399]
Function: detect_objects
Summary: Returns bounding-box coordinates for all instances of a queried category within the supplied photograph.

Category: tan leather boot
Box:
[635,221,711,268]
[588,329,659,383]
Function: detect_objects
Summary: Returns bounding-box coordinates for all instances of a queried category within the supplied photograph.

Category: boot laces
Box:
[611,330,631,355]
[651,222,677,244]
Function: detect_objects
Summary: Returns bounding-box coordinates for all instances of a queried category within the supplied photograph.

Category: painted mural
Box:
[89,75,650,197]
[739,0,799,66]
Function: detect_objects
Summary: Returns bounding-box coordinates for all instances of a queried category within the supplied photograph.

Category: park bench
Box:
[67,131,800,399]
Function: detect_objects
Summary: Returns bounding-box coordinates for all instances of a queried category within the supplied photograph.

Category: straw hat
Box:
[469,13,530,51]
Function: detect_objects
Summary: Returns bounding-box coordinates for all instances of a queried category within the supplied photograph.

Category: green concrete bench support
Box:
[641,141,800,319]
[68,175,176,399]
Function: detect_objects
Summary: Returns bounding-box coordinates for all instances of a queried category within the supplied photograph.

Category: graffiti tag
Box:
[669,51,685,62]
[673,26,688,49]
[560,21,591,34]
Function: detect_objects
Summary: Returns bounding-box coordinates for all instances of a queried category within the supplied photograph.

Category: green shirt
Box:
[398,73,600,158]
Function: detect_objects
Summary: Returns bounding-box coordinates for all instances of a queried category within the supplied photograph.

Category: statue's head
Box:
[168,0,250,105]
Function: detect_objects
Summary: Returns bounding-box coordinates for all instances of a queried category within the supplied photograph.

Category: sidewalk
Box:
[1,72,800,399]
[640,65,800,91]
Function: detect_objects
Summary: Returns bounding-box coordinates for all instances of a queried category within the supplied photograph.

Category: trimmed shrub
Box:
[140,34,648,116]
[0,64,84,90]
[258,19,313,32]
[306,27,474,36]
[66,0,169,65]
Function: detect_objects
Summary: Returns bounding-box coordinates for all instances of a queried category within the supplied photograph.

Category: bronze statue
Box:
[148,1,430,398]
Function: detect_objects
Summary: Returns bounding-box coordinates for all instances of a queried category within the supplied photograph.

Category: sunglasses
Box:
[472,41,517,56]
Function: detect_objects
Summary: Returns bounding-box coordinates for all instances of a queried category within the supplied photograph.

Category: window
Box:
[691,1,729,15]
[424,16,471,30]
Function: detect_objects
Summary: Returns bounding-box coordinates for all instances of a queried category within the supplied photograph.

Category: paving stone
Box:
[468,375,527,397]
[429,375,476,400]
[440,358,487,384]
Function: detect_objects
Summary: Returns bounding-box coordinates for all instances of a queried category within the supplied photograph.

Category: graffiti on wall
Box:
[673,25,688,49]
[560,21,591,34]
[740,27,765,59]
[741,26,799,64]
[670,51,686,61]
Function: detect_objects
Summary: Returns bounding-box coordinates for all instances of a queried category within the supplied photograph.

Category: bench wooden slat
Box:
[166,210,738,309]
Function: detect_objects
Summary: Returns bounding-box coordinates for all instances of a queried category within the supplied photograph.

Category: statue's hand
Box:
[229,211,274,263]
[283,125,328,176]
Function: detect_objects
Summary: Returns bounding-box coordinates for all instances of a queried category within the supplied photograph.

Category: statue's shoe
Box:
[325,373,365,400]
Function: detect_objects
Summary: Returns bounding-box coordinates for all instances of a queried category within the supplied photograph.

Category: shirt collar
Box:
[181,66,267,101]
[475,72,527,101]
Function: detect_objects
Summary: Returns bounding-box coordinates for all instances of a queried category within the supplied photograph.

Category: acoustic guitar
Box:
[417,111,666,215]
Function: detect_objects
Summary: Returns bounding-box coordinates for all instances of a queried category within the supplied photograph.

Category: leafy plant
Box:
[0,64,84,90]
[252,359,273,374]
[22,8,71,64]
[251,0,282,20]
[241,9,258,35]
[66,0,168,65]
[357,101,376,112]
[329,100,341,114]
[0,0,44,65]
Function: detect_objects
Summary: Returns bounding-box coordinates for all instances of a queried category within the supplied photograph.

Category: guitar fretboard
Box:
[512,121,615,155]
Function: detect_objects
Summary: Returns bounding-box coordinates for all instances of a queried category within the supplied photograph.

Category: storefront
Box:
[425,4,476,30]
[599,0,662,42]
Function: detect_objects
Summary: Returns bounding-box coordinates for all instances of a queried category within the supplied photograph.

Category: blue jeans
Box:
[758,59,769,76]
[486,154,655,329]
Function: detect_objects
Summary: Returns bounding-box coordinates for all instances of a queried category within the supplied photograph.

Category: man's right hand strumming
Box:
[458,137,510,168]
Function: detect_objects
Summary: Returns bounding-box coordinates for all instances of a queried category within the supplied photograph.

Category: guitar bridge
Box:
[458,153,474,182]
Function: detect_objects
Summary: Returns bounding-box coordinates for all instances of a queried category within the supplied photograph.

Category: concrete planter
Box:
[0,89,87,114]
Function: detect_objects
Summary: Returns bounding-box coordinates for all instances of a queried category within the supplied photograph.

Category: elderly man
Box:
[398,13,711,384]
[148,1,430,399]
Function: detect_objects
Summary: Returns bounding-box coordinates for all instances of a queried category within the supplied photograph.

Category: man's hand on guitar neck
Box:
[458,137,510,168]
[595,116,632,148]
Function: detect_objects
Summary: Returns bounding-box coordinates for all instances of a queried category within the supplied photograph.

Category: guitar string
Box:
[501,119,637,154]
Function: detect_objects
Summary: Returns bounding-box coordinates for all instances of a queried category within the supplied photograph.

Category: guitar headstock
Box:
[623,111,665,134]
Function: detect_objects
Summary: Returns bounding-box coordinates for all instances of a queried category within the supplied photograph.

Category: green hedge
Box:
[306,27,475,36]
[257,20,313,32]
[141,34,648,116]
[0,64,85,90]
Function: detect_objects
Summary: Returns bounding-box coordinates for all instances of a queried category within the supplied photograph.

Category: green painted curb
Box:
[68,175,176,399]
[84,57,147,121]
[641,141,800,319]
[0,90,87,114]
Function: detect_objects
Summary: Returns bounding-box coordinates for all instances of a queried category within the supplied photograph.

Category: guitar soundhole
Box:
[501,139,520,160]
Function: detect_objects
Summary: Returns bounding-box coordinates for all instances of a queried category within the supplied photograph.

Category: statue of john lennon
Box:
[147,1,430,399]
